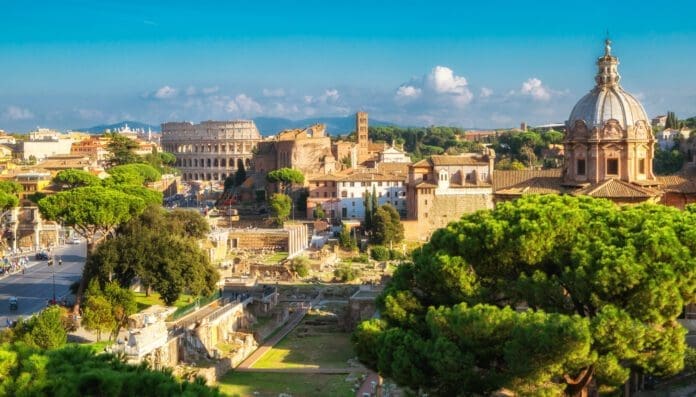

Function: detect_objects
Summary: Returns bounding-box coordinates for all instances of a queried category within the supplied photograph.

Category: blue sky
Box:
[1,0,694,132]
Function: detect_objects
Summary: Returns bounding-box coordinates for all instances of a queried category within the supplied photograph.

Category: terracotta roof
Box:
[493,169,565,196]
[376,162,410,173]
[414,181,438,188]
[657,172,696,194]
[573,179,661,199]
[430,154,488,166]
[411,159,430,168]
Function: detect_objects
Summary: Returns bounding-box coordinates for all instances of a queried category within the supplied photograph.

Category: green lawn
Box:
[218,372,354,397]
[259,252,288,265]
[133,292,195,311]
[252,331,354,369]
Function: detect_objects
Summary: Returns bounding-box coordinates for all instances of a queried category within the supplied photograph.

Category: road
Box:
[0,242,86,326]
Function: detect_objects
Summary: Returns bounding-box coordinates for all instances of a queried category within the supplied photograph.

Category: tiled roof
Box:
[573,179,661,199]
[657,168,696,194]
[411,159,430,167]
[493,169,565,196]
[430,154,488,166]
[414,181,438,188]
[376,162,410,173]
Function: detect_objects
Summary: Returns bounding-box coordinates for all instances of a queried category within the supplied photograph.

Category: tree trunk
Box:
[72,240,95,315]
[565,366,594,397]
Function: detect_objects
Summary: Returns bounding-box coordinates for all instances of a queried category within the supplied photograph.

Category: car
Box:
[35,252,49,260]
[9,296,18,311]
[67,237,81,244]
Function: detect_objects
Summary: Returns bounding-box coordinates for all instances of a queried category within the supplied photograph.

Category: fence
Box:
[167,290,221,322]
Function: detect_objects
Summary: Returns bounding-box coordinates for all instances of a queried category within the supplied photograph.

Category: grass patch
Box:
[133,292,195,311]
[252,330,354,369]
[258,252,288,265]
[218,372,354,397]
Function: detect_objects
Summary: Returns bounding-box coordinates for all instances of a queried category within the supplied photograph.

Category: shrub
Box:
[290,255,310,278]
[370,246,390,261]
[334,264,360,282]
[389,249,406,260]
[685,347,696,374]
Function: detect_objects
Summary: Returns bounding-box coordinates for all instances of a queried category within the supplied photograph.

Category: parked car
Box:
[35,252,49,260]
[67,237,81,244]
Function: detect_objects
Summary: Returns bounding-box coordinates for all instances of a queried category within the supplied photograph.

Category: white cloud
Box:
[480,87,493,98]
[262,88,286,98]
[185,86,197,96]
[322,89,340,103]
[153,85,177,99]
[2,106,34,120]
[520,78,551,101]
[394,66,473,108]
[222,94,262,115]
[395,85,422,100]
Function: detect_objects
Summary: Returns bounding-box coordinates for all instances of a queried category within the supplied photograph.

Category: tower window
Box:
[607,158,619,175]
[577,159,586,175]
[638,158,645,174]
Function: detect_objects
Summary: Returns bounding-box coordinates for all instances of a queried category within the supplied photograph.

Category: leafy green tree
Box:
[82,280,116,342]
[363,190,373,231]
[142,151,177,174]
[0,181,23,195]
[0,343,220,396]
[313,203,326,219]
[106,132,140,166]
[103,281,137,341]
[38,186,148,311]
[338,226,356,250]
[0,181,21,210]
[268,193,291,225]
[266,168,304,194]
[89,206,218,305]
[354,195,696,396]
[107,163,162,185]
[14,305,68,349]
[53,169,101,189]
[372,204,404,246]
[654,147,685,174]
[665,111,680,129]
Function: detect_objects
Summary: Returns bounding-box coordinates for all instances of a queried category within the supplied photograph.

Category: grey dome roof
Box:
[568,39,649,130]
[568,86,649,130]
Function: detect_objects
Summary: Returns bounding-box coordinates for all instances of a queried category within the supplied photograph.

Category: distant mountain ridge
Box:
[76,116,398,136]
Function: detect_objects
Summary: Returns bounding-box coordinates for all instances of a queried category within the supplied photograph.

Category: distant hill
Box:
[76,116,398,136]
[74,121,160,134]
[252,116,398,136]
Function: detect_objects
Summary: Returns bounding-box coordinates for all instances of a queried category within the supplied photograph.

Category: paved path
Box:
[235,367,354,374]
[0,242,86,326]
[236,303,309,369]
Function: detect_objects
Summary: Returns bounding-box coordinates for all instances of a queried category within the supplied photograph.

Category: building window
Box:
[607,158,619,175]
[577,159,586,175]
[341,191,347,198]
[352,201,355,206]
[350,182,355,187]
[378,182,382,187]
[332,192,336,197]
[638,158,645,174]
[342,208,347,217]
[424,199,428,205]
[386,192,390,197]
[323,192,328,198]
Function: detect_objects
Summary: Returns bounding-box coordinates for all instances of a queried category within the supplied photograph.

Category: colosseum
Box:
[160,120,262,182]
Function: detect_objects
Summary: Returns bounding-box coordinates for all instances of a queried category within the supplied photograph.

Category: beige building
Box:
[253,124,336,177]
[161,120,261,182]
[406,151,495,238]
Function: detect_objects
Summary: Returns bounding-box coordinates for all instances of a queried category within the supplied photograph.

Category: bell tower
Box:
[356,111,369,163]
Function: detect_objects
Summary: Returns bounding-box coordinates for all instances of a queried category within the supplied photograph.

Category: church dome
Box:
[567,39,649,131]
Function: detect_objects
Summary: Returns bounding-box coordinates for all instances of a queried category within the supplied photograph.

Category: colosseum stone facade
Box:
[161,120,262,182]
